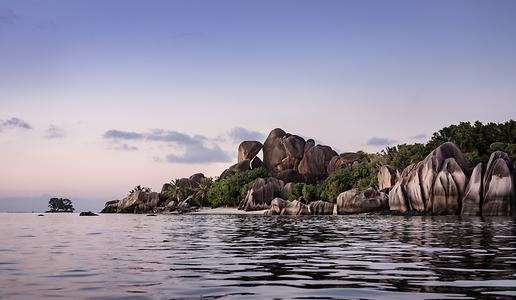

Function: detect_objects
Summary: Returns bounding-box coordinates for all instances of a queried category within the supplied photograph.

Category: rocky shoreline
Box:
[101,127,516,217]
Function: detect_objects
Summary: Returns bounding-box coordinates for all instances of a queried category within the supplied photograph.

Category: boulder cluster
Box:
[101,127,515,217]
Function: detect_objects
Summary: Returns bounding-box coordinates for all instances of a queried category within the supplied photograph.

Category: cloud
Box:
[45,125,65,139]
[166,144,231,164]
[115,143,138,151]
[103,130,144,140]
[0,8,20,25]
[228,127,265,143]
[102,128,231,164]
[0,117,32,131]
[366,137,398,146]
[411,133,428,140]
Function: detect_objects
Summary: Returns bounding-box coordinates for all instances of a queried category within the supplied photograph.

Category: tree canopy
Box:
[47,198,75,212]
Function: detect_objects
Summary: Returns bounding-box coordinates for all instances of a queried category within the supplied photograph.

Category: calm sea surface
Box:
[1,213,515,300]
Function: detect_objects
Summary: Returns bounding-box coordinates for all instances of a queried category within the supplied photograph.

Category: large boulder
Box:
[188,173,205,189]
[100,200,119,213]
[269,198,290,215]
[219,160,251,179]
[337,188,389,215]
[388,142,469,214]
[262,128,307,175]
[159,183,171,201]
[116,191,160,213]
[238,141,263,162]
[276,169,304,183]
[431,158,468,215]
[378,165,399,191]
[327,152,364,174]
[309,200,334,215]
[461,163,483,216]
[282,200,310,215]
[239,177,285,211]
[482,151,515,216]
[251,156,263,169]
[298,145,338,182]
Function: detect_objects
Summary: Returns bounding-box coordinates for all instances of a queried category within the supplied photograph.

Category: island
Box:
[101,120,516,217]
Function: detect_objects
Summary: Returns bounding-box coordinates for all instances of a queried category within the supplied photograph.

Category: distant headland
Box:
[101,120,516,217]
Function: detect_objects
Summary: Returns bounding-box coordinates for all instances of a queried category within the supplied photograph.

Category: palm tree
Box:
[167,179,191,202]
[194,177,213,206]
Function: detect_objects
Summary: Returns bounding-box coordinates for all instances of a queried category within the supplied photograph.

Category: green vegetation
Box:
[47,198,74,212]
[129,185,152,195]
[206,167,269,208]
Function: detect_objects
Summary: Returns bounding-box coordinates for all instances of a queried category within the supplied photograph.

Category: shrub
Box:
[207,167,269,208]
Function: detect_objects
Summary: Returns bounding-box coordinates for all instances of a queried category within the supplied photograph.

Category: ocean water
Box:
[1,213,515,300]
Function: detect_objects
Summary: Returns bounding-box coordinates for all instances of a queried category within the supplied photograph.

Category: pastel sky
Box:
[1,0,515,211]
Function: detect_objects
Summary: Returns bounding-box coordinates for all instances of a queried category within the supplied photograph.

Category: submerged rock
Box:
[269,198,290,215]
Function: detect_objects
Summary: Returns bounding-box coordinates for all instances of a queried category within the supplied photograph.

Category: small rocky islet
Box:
[101,127,516,217]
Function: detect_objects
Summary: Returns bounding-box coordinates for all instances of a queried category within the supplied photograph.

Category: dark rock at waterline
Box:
[117,191,160,214]
[309,200,334,215]
[283,200,310,215]
[79,211,98,216]
[100,200,120,213]
[238,141,263,162]
[269,198,290,215]
[37,214,44,216]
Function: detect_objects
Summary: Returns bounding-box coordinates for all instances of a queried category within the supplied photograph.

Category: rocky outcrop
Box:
[116,191,161,214]
[337,188,389,214]
[388,142,469,214]
[238,141,263,162]
[309,200,334,215]
[378,165,399,191]
[251,157,263,169]
[269,198,289,215]
[283,200,310,215]
[461,163,483,216]
[482,151,515,216]
[79,211,98,216]
[327,152,364,174]
[219,159,251,179]
[239,177,285,211]
[188,173,205,189]
[262,129,307,174]
[276,169,304,183]
[100,200,120,213]
[298,145,338,182]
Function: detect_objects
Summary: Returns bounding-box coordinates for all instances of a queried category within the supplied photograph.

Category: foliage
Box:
[166,179,191,202]
[129,185,151,195]
[192,177,213,207]
[206,167,269,208]
[47,198,75,212]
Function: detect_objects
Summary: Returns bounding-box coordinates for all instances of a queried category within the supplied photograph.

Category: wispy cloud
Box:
[0,117,32,131]
[366,137,398,146]
[45,125,65,139]
[0,8,20,25]
[228,127,265,143]
[103,128,231,164]
[411,133,427,140]
[103,130,143,140]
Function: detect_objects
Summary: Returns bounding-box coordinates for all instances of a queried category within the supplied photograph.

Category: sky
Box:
[1,0,515,211]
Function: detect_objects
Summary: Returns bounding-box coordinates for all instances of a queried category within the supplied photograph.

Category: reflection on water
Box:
[0,213,515,299]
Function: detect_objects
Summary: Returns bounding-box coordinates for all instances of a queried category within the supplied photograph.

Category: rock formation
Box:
[337,188,389,214]
[269,198,289,215]
[377,165,398,191]
[309,200,334,215]
[327,152,364,175]
[461,163,483,216]
[482,151,515,216]
[116,191,161,214]
[238,141,262,162]
[100,200,120,213]
[298,145,338,182]
[239,177,285,211]
[388,142,469,214]
[283,200,310,215]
